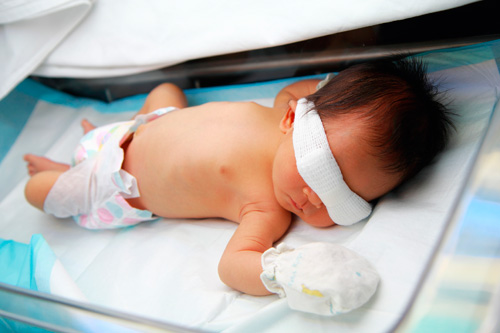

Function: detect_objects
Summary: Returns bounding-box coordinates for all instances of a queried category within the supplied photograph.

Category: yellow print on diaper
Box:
[301,284,324,297]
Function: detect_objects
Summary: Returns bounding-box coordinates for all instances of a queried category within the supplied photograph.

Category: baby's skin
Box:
[25,82,400,295]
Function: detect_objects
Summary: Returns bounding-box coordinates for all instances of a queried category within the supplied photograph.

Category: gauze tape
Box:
[293,98,372,225]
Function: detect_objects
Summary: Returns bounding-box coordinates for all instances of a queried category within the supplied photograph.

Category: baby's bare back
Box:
[123,102,284,222]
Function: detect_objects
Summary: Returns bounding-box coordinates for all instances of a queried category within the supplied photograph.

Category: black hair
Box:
[307,57,454,184]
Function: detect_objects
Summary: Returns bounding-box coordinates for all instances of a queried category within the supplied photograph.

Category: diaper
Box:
[44,107,177,229]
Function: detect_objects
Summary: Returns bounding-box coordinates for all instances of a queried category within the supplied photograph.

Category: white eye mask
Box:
[292,98,372,225]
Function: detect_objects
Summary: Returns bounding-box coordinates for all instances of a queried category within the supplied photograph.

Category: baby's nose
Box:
[303,187,323,209]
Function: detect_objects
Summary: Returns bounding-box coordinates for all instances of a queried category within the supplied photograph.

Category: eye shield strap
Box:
[292,98,372,225]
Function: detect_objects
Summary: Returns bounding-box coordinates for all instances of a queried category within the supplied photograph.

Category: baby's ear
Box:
[279,100,297,133]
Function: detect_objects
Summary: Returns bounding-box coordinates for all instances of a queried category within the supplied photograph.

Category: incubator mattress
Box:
[0,40,499,331]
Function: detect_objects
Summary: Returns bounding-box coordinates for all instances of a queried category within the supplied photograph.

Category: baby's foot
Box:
[23,154,69,176]
[81,119,96,134]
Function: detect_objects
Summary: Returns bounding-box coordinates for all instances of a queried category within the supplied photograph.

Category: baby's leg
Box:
[24,170,65,211]
[135,83,188,117]
[24,154,70,211]
[24,154,70,176]
[81,119,96,134]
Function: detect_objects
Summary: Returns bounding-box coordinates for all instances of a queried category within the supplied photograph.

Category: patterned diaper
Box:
[43,107,177,229]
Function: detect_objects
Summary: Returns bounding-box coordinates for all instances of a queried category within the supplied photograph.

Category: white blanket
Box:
[0,0,478,100]
[0,0,93,100]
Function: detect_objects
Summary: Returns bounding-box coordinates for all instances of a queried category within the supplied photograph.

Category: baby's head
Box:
[273,57,453,227]
[309,57,453,186]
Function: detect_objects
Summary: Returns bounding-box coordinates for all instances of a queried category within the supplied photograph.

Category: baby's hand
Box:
[261,242,379,316]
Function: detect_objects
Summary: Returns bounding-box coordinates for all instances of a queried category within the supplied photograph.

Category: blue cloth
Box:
[0,235,57,331]
[0,234,56,292]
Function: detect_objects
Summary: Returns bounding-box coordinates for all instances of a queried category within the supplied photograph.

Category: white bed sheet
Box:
[0,0,478,100]
[0,40,499,331]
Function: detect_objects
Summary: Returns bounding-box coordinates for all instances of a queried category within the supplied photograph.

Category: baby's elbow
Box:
[217,254,246,293]
[217,256,232,287]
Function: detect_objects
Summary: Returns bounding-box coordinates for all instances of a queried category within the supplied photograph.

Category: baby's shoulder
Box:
[236,197,292,240]
[239,192,289,220]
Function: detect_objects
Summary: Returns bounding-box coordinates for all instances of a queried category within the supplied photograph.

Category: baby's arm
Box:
[273,79,321,111]
[218,206,291,295]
